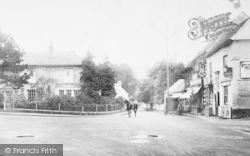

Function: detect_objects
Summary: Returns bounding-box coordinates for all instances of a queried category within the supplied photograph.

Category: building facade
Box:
[205,18,250,118]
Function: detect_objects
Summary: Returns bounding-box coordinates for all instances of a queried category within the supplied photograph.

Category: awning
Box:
[165,79,185,93]
[179,88,192,99]
[192,86,201,94]
[170,93,182,98]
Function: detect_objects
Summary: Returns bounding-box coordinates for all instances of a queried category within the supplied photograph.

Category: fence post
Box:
[59,103,60,111]
[106,105,108,112]
[36,104,37,110]
[96,105,98,112]
[82,106,84,112]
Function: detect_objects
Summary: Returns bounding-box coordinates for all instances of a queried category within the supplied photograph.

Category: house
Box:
[114,81,129,100]
[0,52,82,105]
[164,79,185,113]
[205,17,250,118]
[181,51,207,115]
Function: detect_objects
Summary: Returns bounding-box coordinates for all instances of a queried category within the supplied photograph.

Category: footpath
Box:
[0,108,125,117]
[183,113,250,135]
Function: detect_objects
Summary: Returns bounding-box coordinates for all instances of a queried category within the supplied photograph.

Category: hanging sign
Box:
[188,12,237,40]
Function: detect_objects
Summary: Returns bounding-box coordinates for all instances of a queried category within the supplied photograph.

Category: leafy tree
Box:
[79,53,116,103]
[98,60,116,97]
[113,63,139,96]
[80,52,99,101]
[137,61,186,104]
[0,31,29,88]
[137,79,154,103]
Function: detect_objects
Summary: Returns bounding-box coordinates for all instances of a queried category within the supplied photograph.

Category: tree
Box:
[0,31,29,89]
[79,53,116,103]
[80,52,99,101]
[113,63,139,96]
[98,60,116,97]
[137,61,186,104]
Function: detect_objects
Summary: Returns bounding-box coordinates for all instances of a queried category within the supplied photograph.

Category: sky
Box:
[0,0,250,79]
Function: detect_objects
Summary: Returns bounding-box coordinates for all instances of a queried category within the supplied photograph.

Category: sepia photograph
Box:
[0,0,250,155]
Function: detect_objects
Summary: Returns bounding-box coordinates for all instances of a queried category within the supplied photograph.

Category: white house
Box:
[205,17,250,118]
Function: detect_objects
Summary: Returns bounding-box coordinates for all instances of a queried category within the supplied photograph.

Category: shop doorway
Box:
[214,92,220,115]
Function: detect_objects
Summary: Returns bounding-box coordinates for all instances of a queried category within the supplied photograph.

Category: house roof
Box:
[206,18,250,58]
[22,52,82,66]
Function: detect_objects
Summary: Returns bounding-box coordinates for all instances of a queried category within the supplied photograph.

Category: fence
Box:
[0,102,124,113]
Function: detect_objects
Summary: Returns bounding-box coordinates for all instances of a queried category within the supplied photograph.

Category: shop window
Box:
[66,90,72,96]
[224,86,228,105]
[59,90,64,95]
[28,89,36,102]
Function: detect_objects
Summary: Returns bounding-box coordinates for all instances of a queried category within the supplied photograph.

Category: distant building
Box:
[0,52,82,104]
[114,81,129,100]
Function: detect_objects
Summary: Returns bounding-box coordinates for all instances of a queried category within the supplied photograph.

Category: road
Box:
[0,109,250,156]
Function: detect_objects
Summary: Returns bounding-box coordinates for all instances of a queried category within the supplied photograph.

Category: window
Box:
[59,90,64,95]
[64,68,74,83]
[215,71,220,91]
[74,90,80,96]
[223,55,228,67]
[66,90,72,96]
[224,86,228,105]
[28,89,36,102]
[209,62,212,83]
[67,70,70,77]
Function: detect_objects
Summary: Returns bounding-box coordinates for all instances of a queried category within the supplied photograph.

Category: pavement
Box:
[0,109,250,156]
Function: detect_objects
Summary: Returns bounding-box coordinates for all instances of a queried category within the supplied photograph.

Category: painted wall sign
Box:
[188,13,237,40]
[241,62,250,78]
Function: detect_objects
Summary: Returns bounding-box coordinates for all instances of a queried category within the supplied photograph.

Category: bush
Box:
[76,93,94,105]
[58,95,76,105]
[115,96,125,105]
[100,96,116,104]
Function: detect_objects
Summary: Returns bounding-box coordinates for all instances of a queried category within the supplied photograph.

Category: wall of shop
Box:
[206,44,234,108]
[231,40,250,110]
[207,39,250,118]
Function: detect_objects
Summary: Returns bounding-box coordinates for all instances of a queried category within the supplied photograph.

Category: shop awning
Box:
[165,79,185,93]
[170,93,182,98]
[179,88,192,99]
[192,86,201,94]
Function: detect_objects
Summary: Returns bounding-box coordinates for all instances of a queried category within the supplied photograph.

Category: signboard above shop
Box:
[188,12,237,40]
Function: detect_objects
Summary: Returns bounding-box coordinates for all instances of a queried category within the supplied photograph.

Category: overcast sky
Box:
[0,0,250,79]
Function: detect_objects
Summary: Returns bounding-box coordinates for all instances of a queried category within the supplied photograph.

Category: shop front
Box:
[189,78,202,114]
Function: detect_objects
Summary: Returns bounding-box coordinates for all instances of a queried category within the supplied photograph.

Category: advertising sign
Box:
[241,62,250,78]
[188,13,236,40]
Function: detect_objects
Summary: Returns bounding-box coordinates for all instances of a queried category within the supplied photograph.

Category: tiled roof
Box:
[206,18,250,58]
[22,52,82,66]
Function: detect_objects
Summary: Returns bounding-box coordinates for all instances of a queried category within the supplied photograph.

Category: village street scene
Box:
[1,0,250,156]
